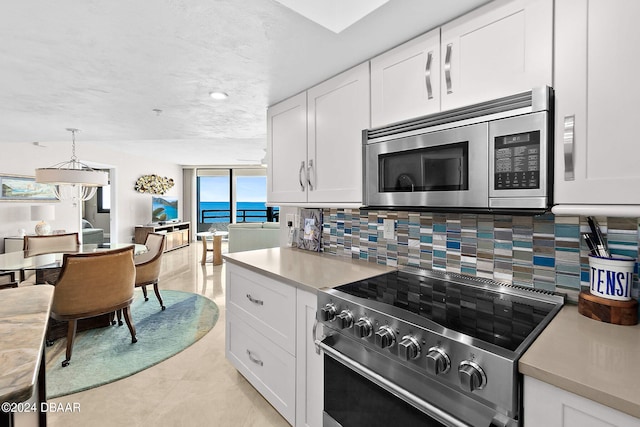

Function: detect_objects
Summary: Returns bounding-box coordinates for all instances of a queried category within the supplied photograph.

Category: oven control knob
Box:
[354,318,373,338]
[426,347,451,375]
[336,310,354,329]
[458,361,487,393]
[320,303,337,322]
[398,336,421,361]
[375,326,396,349]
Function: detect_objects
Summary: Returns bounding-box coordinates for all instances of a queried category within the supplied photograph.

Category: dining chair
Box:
[23,232,80,253]
[114,233,166,326]
[135,232,166,310]
[0,271,18,290]
[21,233,80,285]
[50,246,137,367]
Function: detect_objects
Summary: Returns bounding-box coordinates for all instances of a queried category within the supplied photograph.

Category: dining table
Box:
[0,242,149,343]
[0,242,148,277]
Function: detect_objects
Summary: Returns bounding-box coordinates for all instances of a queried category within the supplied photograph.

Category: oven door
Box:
[364,122,488,209]
[318,340,472,427]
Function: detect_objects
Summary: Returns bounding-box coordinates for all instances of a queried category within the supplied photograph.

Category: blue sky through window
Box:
[199,176,266,202]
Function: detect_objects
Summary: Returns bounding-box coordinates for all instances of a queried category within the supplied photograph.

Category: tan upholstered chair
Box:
[135,233,166,310]
[114,233,166,326]
[23,232,80,253]
[0,272,18,290]
[51,246,137,367]
[21,233,80,285]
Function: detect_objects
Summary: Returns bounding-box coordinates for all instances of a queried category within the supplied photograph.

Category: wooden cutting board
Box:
[578,290,638,325]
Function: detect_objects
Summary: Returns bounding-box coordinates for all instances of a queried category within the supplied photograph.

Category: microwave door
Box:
[367,122,489,208]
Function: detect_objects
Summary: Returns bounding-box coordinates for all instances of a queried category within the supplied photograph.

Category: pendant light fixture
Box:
[35,128,108,202]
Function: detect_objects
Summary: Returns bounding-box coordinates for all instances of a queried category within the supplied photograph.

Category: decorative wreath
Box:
[134,174,175,195]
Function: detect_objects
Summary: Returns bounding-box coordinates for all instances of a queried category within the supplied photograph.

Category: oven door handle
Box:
[316,340,472,427]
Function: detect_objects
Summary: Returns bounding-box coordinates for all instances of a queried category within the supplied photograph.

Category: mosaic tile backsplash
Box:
[321,209,640,298]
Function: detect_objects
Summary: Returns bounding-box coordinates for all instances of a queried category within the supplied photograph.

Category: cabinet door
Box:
[267,92,308,204]
[440,0,552,111]
[371,28,440,127]
[307,62,370,204]
[554,0,640,205]
[524,376,640,427]
[295,289,323,427]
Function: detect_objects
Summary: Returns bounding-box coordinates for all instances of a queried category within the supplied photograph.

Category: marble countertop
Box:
[519,304,640,418]
[223,247,396,293]
[0,285,54,403]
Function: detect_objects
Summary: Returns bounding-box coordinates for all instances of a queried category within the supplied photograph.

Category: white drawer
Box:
[226,264,296,355]
[226,311,296,425]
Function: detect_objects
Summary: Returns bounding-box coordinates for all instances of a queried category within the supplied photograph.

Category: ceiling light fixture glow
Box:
[209,91,229,100]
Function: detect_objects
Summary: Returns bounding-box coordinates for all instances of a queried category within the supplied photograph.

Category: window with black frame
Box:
[97,185,110,213]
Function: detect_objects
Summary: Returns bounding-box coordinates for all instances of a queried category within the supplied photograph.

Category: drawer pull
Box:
[246,349,264,366]
[246,294,264,305]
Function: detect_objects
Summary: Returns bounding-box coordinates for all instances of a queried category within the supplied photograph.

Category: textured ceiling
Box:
[0,0,490,166]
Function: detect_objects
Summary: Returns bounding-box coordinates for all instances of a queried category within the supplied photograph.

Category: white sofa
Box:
[227,222,280,253]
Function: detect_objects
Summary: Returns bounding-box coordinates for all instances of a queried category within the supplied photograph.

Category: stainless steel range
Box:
[316,267,565,427]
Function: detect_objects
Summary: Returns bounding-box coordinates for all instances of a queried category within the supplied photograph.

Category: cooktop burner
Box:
[335,268,556,352]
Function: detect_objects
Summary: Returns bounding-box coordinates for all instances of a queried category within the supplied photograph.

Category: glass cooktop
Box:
[335,270,557,352]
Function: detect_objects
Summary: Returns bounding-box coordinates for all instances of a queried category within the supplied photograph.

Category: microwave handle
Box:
[425,50,433,100]
[444,43,453,94]
[299,161,306,191]
[563,115,575,181]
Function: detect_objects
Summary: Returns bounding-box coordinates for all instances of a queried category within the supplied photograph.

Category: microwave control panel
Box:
[493,130,540,190]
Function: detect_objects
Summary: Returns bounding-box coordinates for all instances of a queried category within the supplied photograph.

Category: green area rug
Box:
[46,290,219,399]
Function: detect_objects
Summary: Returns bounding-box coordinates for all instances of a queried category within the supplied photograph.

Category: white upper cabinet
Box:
[267,92,307,204]
[440,0,553,111]
[370,29,440,128]
[306,62,370,204]
[268,63,370,206]
[554,0,640,207]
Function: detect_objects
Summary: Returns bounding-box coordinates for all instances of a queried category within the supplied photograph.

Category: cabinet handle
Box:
[444,43,453,94]
[307,159,314,191]
[246,294,264,305]
[298,161,306,191]
[246,349,264,367]
[563,115,575,181]
[425,51,433,100]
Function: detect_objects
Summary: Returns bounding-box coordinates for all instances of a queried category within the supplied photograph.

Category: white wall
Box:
[0,142,182,251]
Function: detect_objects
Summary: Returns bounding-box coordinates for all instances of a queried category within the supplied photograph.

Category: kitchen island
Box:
[223,247,395,427]
[520,303,640,425]
[0,285,54,427]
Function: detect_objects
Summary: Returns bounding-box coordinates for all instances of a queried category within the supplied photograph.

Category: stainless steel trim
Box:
[323,411,344,427]
[246,349,264,366]
[298,161,306,191]
[445,43,453,94]
[307,159,314,190]
[366,87,551,141]
[246,294,264,305]
[313,317,321,355]
[425,51,433,100]
[317,340,471,427]
[563,115,575,181]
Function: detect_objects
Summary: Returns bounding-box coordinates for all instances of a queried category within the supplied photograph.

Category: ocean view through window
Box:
[197,169,277,232]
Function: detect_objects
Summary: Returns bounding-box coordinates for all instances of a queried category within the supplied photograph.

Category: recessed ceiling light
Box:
[209,91,229,100]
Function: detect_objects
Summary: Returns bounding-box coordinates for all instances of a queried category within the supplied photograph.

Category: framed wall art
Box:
[0,174,57,201]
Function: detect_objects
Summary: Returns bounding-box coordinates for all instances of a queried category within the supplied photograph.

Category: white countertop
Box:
[519,304,640,418]
[223,247,396,293]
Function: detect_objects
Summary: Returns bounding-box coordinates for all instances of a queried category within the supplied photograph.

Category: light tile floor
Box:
[48,243,290,427]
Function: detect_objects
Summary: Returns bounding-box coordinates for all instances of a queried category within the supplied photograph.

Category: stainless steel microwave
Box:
[363,87,553,212]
